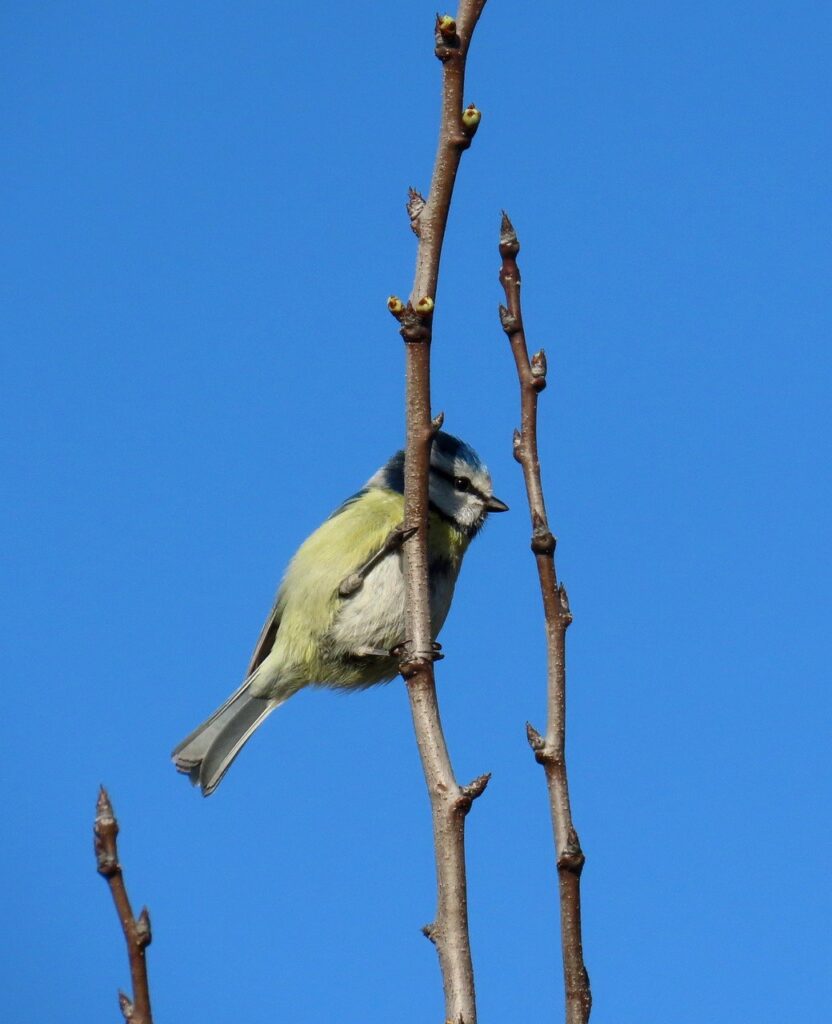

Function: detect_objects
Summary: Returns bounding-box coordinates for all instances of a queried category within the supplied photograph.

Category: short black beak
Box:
[486,495,509,513]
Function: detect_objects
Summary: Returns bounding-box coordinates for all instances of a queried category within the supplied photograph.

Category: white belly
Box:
[328,550,459,654]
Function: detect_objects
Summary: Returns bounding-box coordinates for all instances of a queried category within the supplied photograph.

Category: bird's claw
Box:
[391,641,444,661]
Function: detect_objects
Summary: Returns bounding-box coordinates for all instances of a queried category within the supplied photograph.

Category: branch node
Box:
[512,428,524,463]
[406,187,426,235]
[457,772,491,813]
[558,583,573,625]
[118,991,134,1021]
[430,410,446,434]
[525,721,545,752]
[530,347,547,377]
[499,304,519,335]
[422,921,439,944]
[434,13,460,60]
[399,303,432,344]
[531,531,556,556]
[531,512,556,556]
[526,724,562,768]
[136,907,152,949]
[399,656,433,682]
[558,828,586,876]
[530,348,548,391]
[557,849,586,875]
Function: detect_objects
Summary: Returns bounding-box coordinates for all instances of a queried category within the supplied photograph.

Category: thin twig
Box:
[498,213,592,1024]
[391,6,488,1024]
[94,787,154,1024]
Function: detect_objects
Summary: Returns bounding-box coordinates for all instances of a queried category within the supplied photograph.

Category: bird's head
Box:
[426,431,508,534]
[370,431,508,536]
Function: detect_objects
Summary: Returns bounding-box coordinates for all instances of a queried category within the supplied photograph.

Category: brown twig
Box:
[498,213,592,1024]
[94,787,154,1024]
[391,6,488,1024]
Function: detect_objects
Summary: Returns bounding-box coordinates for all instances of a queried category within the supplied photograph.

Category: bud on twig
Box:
[119,991,134,1020]
[461,104,481,135]
[530,348,548,391]
[407,187,426,234]
[498,214,591,1021]
[499,304,518,334]
[136,908,152,948]
[513,429,524,463]
[530,348,547,378]
[499,211,520,257]
[94,788,155,1023]
[435,13,460,60]
[438,14,457,39]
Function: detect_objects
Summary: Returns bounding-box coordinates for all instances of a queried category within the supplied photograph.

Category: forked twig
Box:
[498,213,592,1023]
[389,5,489,1024]
[94,787,154,1024]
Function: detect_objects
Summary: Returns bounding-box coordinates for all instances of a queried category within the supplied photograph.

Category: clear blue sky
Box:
[2,3,830,1021]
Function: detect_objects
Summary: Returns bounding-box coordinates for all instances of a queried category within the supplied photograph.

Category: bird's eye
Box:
[453,476,471,492]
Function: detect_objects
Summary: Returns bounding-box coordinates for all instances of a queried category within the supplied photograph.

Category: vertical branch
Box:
[389,5,488,1024]
[94,787,154,1024]
[397,3,486,665]
[498,214,592,1024]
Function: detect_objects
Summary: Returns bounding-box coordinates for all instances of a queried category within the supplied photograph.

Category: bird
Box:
[172,431,508,795]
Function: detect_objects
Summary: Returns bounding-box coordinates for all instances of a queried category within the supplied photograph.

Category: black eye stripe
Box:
[430,465,489,502]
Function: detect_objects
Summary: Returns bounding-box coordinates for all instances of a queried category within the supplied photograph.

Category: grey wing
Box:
[245,594,282,677]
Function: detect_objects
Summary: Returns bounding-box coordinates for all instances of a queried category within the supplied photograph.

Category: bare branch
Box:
[94,787,154,1024]
[498,213,592,1023]
[396,5,489,1023]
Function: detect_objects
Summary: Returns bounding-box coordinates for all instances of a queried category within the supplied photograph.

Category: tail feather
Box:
[172,677,280,796]
[172,677,252,769]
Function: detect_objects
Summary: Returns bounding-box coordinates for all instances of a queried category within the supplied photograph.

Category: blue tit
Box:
[172,431,508,795]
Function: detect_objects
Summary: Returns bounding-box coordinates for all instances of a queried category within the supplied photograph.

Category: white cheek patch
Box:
[429,474,485,530]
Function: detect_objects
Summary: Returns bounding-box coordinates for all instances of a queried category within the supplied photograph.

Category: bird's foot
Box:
[390,641,444,661]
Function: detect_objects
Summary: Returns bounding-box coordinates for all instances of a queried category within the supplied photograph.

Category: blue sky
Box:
[2,2,831,1021]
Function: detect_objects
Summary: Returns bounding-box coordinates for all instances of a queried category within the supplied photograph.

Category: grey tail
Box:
[172,678,280,796]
